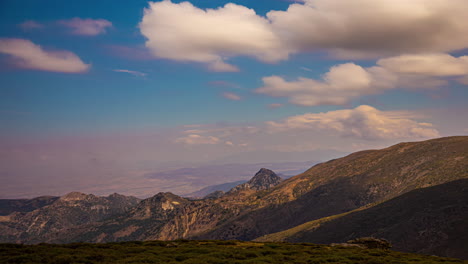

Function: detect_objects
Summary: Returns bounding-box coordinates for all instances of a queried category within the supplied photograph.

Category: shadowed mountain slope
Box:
[256,179,468,259]
[0,196,59,216]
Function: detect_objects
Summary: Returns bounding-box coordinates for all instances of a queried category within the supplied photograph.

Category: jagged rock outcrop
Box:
[331,237,392,249]
[229,168,282,192]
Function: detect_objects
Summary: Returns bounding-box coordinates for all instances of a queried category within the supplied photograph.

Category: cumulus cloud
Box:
[18,20,44,31]
[59,18,112,36]
[222,92,241,101]
[175,134,221,145]
[113,69,147,77]
[267,105,440,140]
[138,0,468,68]
[257,53,468,106]
[256,63,383,106]
[377,53,468,77]
[139,1,291,71]
[268,0,468,58]
[0,38,90,73]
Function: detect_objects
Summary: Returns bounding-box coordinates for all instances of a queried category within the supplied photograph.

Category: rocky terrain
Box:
[0,136,467,259]
[0,193,140,243]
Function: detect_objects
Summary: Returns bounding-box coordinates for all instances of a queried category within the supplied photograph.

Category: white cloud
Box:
[18,20,44,31]
[257,53,468,106]
[138,0,468,69]
[377,54,468,77]
[0,38,90,73]
[256,63,381,106]
[222,92,241,101]
[267,105,440,140]
[268,0,468,58]
[139,1,291,71]
[113,69,147,77]
[175,134,221,145]
[59,18,112,36]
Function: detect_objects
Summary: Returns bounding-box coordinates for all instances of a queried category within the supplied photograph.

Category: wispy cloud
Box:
[222,92,242,101]
[0,38,90,73]
[106,45,154,61]
[208,80,241,89]
[18,20,44,31]
[113,69,147,77]
[175,134,221,145]
[300,67,314,72]
[58,18,112,36]
[268,103,284,109]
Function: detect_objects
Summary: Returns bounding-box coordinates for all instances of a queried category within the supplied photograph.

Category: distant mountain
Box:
[0,192,140,243]
[0,196,59,216]
[146,161,314,196]
[184,180,246,199]
[255,179,468,260]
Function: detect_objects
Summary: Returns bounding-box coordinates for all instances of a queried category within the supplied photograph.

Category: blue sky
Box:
[1,0,467,198]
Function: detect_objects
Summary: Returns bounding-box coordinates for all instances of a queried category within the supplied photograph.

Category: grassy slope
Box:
[1,240,467,264]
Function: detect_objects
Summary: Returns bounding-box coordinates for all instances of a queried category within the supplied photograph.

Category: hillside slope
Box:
[256,179,468,259]
[197,136,468,240]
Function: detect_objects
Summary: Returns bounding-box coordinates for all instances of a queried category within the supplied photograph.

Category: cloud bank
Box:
[0,38,90,73]
[267,105,440,140]
[139,0,468,70]
[257,53,468,106]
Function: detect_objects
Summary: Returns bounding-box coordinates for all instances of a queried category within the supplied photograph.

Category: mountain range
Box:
[0,136,467,259]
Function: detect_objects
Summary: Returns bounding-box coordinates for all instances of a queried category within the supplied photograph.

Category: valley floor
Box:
[1,240,466,264]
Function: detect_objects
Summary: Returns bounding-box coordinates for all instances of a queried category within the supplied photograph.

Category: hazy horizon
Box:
[1,0,467,199]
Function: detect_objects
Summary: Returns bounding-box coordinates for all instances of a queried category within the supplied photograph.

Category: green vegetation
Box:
[1,240,466,264]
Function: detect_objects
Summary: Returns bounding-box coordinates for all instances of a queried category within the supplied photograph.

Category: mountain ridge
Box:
[0,136,466,259]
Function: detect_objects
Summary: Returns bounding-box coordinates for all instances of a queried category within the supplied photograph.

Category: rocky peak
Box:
[60,192,92,201]
[230,168,282,192]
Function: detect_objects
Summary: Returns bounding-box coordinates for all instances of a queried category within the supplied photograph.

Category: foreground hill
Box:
[1,240,465,264]
[256,178,468,259]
